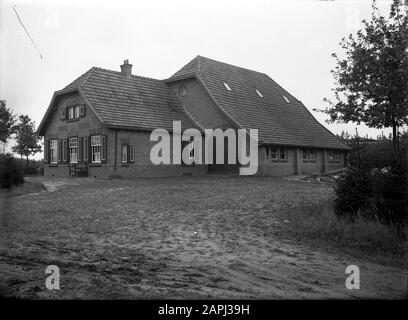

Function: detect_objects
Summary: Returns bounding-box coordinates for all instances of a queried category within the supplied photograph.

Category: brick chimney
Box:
[120,59,132,77]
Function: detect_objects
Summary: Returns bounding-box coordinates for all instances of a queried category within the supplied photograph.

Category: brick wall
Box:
[43,92,109,179]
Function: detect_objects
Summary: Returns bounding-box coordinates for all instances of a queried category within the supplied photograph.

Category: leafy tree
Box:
[0,100,16,146]
[319,0,408,152]
[12,115,42,165]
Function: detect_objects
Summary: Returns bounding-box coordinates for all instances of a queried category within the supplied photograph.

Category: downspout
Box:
[114,129,118,169]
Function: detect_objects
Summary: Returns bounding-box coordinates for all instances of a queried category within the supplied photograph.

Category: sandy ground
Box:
[0,176,406,299]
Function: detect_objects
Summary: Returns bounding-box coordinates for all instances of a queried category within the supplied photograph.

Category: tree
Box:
[319,0,408,153]
[12,115,42,165]
[0,100,16,148]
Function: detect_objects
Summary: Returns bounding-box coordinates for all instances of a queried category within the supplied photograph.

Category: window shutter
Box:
[44,140,48,164]
[101,135,107,163]
[88,136,92,163]
[62,139,68,163]
[83,137,88,162]
[79,105,86,117]
[60,109,66,121]
[129,145,135,163]
[78,137,83,163]
[47,140,51,163]
[58,140,62,163]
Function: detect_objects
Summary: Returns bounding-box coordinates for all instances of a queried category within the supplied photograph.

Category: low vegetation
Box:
[287,199,407,264]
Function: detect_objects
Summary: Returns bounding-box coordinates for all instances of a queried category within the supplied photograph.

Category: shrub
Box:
[334,166,375,221]
[334,153,408,227]
[0,153,24,189]
[371,155,408,226]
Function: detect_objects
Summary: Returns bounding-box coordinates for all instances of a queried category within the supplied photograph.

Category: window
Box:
[60,109,66,120]
[328,151,334,162]
[66,105,85,120]
[68,107,74,119]
[223,82,232,91]
[266,146,286,161]
[283,95,290,103]
[328,151,340,162]
[91,135,101,163]
[121,145,128,163]
[74,106,80,118]
[50,139,58,164]
[303,149,316,162]
[69,138,78,163]
[256,89,263,98]
[279,147,287,160]
[178,85,187,97]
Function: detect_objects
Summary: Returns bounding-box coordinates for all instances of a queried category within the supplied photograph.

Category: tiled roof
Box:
[168,56,349,150]
[62,67,199,132]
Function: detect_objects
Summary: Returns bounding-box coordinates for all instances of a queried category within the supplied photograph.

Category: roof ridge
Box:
[90,66,163,82]
[198,55,268,77]
[197,55,202,74]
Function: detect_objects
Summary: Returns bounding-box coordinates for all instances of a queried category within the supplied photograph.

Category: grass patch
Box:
[287,200,407,263]
[0,180,46,198]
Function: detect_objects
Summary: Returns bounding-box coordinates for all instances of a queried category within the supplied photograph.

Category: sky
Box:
[0,0,396,155]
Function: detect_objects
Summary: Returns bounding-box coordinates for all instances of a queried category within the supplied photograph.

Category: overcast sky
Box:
[1,0,395,150]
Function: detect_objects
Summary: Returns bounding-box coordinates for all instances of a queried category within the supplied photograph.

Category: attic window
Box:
[283,95,290,103]
[223,82,232,91]
[256,90,263,98]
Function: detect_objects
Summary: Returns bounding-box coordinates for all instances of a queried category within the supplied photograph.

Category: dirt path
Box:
[0,177,406,299]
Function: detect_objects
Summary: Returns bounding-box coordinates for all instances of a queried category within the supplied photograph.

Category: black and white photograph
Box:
[0,0,407,311]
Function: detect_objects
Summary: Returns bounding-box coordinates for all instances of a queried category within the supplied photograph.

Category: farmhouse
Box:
[37,56,350,178]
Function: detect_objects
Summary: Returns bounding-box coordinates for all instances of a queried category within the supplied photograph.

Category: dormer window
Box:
[256,89,263,98]
[65,105,86,120]
[223,82,231,91]
[283,95,290,103]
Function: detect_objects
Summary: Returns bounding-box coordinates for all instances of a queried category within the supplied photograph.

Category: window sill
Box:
[88,163,102,167]
[66,118,80,123]
[267,159,287,163]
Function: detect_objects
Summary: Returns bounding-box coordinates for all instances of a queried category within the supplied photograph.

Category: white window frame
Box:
[328,151,334,162]
[69,137,78,164]
[309,149,316,162]
[278,147,287,161]
[303,149,309,161]
[68,107,74,119]
[74,106,80,118]
[91,135,101,163]
[121,145,128,163]
[50,139,58,164]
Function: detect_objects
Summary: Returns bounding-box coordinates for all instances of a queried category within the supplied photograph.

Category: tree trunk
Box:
[392,122,399,154]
